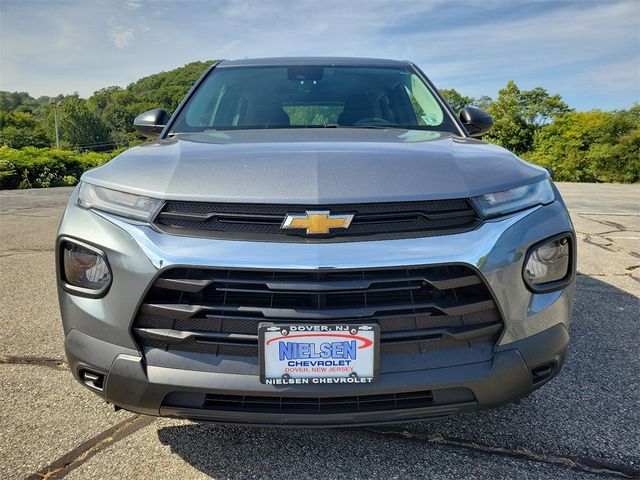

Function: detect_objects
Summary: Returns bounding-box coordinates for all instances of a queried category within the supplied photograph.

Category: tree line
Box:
[0,61,214,151]
[441,84,639,183]
[0,60,638,186]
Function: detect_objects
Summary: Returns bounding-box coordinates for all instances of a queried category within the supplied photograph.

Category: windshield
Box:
[170,65,460,134]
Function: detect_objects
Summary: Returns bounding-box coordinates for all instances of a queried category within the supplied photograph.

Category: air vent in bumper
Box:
[162,387,476,415]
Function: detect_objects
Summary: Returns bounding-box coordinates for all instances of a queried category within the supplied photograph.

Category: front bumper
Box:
[57,188,575,425]
[65,323,568,426]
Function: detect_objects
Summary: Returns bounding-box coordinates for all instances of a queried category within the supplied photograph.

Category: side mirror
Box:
[133,109,168,138]
[459,107,493,137]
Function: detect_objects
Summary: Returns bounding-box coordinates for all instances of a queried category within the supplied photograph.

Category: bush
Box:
[0,111,50,148]
[0,146,121,190]
[525,108,640,183]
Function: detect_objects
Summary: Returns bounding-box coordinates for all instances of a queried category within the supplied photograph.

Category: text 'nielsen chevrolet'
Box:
[57,58,575,426]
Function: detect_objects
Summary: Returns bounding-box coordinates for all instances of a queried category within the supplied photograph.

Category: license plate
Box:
[259,324,379,385]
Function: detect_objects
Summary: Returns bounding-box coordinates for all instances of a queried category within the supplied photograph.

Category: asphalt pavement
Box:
[0,183,638,480]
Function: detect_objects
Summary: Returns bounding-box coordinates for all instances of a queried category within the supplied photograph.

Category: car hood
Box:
[82,129,547,204]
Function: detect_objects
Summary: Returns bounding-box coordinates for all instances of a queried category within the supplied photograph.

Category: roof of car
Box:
[217,57,413,68]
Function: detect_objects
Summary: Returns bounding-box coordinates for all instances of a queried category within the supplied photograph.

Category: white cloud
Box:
[109,26,135,48]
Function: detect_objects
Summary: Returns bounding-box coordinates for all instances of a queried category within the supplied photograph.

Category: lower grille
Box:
[162,387,476,415]
[132,265,502,359]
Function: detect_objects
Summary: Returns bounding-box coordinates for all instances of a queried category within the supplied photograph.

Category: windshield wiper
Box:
[333,124,399,129]
[171,124,432,134]
[308,124,392,129]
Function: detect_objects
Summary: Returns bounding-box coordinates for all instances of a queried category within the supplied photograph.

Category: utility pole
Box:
[51,100,60,149]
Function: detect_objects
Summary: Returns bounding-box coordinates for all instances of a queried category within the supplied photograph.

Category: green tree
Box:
[124,61,216,114]
[484,81,571,154]
[526,106,639,182]
[520,87,572,126]
[86,61,216,143]
[475,95,493,111]
[87,86,124,113]
[54,96,111,149]
[0,91,39,113]
[439,88,475,112]
[0,111,50,148]
[88,88,140,144]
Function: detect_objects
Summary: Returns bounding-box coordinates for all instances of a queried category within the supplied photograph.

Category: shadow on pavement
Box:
[156,274,639,479]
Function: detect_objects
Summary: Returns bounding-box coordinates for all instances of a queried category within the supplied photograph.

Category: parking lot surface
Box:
[0,183,638,479]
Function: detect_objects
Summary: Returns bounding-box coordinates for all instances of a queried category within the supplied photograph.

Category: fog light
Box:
[524,236,571,290]
[61,240,111,294]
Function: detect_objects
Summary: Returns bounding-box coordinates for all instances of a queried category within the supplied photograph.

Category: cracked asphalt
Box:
[0,183,638,480]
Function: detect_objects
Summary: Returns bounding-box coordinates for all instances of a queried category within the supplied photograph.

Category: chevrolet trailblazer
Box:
[57,57,575,426]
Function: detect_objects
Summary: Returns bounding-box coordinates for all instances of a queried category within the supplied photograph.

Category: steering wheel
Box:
[353,117,395,126]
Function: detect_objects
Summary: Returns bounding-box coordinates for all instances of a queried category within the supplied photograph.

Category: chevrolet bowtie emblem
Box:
[281,210,354,235]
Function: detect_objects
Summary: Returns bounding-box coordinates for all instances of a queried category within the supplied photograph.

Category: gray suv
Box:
[57,57,575,426]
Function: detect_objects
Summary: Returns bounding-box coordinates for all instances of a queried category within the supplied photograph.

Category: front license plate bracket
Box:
[258,323,380,385]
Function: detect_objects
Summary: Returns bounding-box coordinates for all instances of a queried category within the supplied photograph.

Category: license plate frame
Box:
[258,323,380,385]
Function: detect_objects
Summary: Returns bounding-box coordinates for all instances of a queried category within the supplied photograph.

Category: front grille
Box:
[132,265,503,359]
[152,199,481,241]
[162,387,476,415]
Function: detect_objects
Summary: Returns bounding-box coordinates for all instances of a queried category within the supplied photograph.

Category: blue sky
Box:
[1,0,638,111]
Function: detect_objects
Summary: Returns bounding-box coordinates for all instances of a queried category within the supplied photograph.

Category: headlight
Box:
[473,179,554,218]
[77,182,163,222]
[524,235,573,291]
[59,239,112,296]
